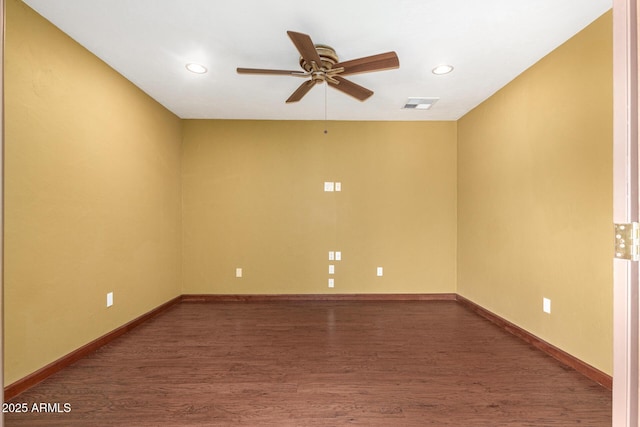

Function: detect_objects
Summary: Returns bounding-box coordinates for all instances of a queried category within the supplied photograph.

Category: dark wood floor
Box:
[5,301,611,426]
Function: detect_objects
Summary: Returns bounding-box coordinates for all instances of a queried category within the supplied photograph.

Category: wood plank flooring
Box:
[5,301,611,426]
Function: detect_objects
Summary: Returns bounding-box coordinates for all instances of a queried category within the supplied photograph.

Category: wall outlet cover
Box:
[106,292,114,308]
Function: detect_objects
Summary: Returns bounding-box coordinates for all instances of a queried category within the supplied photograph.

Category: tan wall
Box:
[5,0,613,387]
[457,12,613,374]
[4,0,183,385]
[182,120,457,294]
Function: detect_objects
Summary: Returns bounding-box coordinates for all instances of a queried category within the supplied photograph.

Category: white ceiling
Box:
[22,0,612,121]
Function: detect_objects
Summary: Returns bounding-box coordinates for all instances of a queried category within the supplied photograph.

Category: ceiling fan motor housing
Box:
[299,44,339,81]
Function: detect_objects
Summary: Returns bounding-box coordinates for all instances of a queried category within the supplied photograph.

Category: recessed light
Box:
[432,64,454,75]
[186,63,208,74]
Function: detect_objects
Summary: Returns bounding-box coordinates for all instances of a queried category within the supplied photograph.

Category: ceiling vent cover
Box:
[402,97,439,110]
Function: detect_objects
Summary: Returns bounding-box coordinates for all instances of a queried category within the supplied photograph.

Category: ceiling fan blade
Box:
[286,80,317,103]
[237,67,306,76]
[334,51,399,76]
[327,76,374,101]
[287,31,323,67]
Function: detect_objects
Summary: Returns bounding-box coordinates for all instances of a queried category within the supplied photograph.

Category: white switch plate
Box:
[328,251,335,261]
[235,268,242,278]
[543,298,551,314]
[335,251,342,261]
[324,182,334,192]
[335,182,342,192]
[106,292,114,308]
[328,278,335,288]
[377,267,384,276]
[328,265,335,274]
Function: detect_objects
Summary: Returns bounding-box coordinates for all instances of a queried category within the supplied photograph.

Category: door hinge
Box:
[615,223,640,261]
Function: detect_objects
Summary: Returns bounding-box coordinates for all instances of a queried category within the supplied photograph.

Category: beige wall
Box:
[182,120,458,294]
[4,0,183,385]
[457,12,613,374]
[4,0,613,387]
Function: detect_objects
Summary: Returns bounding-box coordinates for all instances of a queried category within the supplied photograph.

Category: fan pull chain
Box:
[324,83,328,134]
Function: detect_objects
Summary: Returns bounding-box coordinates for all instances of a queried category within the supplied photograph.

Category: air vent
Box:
[402,97,439,110]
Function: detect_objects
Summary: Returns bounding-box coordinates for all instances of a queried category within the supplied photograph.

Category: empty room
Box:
[1,0,632,425]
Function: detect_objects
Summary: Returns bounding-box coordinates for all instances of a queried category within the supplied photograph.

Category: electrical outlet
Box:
[335,251,341,261]
[328,251,335,261]
[377,267,383,276]
[106,292,114,308]
[235,268,242,278]
[328,278,334,288]
[328,265,335,274]
[543,298,551,314]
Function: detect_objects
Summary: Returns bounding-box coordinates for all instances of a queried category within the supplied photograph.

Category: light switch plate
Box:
[328,251,335,261]
[543,298,551,314]
[335,251,341,261]
[329,265,335,274]
[328,278,335,288]
[235,268,242,278]
[324,182,334,192]
[377,267,383,276]
[335,182,342,192]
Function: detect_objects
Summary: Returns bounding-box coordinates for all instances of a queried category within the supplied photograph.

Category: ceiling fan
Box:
[237,31,399,103]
